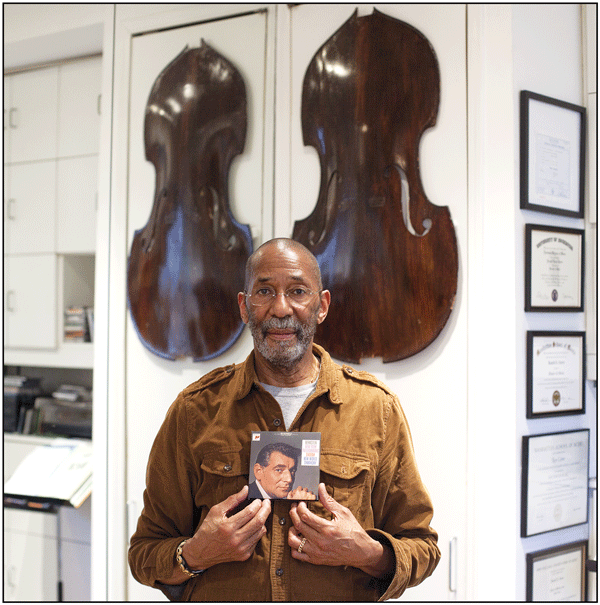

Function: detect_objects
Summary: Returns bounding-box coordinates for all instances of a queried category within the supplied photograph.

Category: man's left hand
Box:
[288,483,394,578]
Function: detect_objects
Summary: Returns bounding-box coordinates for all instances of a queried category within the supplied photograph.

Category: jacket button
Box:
[279,517,286,526]
[273,418,282,427]
[276,568,284,576]
[223,464,232,472]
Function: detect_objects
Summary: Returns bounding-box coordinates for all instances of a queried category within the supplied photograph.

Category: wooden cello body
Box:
[293,10,458,362]
[127,43,252,361]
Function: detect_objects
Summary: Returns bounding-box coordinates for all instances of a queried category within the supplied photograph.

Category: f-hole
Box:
[388,164,432,237]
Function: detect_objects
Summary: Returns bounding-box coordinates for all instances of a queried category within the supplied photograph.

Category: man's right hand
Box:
[181,485,271,572]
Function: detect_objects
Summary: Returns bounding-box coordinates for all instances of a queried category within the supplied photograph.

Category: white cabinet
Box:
[4,526,58,601]
[58,57,102,157]
[5,254,57,349]
[4,56,101,366]
[57,156,98,254]
[5,161,57,255]
[4,75,12,162]
[117,4,468,602]
[3,434,92,602]
[8,66,59,163]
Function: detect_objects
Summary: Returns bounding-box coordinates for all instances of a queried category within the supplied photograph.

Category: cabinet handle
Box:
[7,198,16,220]
[97,94,102,115]
[6,290,15,312]
[7,564,17,588]
[9,107,18,128]
[449,537,458,592]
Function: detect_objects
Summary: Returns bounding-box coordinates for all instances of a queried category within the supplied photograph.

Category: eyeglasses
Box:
[245,286,320,308]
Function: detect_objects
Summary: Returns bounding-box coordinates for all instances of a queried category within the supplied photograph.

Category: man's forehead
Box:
[251,249,314,283]
[268,452,296,466]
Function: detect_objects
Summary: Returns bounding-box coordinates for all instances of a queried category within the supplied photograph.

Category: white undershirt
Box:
[260,379,318,430]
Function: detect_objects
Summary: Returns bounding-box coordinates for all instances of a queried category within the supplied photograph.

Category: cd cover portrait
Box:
[248,431,321,500]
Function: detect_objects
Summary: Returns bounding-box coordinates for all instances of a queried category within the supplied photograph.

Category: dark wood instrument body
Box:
[293,10,458,362]
[127,43,252,361]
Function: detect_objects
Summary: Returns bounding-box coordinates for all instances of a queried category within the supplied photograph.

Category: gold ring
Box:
[297,537,307,554]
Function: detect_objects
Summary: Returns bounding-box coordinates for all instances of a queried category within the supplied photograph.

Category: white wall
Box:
[512,4,596,600]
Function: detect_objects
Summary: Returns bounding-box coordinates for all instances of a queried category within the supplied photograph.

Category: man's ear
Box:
[238,292,249,324]
[317,289,331,325]
[253,463,263,480]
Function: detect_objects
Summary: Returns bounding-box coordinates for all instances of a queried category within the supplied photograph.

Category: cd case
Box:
[248,431,321,500]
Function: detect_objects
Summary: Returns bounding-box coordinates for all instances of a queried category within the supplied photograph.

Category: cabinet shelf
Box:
[4,342,93,370]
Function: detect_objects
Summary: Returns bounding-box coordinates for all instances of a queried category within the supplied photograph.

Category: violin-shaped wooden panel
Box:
[293,9,458,363]
[127,43,252,360]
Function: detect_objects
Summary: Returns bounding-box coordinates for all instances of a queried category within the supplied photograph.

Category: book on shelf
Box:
[64,306,94,343]
[4,439,93,509]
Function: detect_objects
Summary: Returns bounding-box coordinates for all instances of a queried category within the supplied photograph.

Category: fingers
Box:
[317,482,339,513]
[289,501,322,544]
[286,486,316,500]
[221,485,249,516]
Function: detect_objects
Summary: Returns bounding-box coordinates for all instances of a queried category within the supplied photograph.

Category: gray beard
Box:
[247,311,318,370]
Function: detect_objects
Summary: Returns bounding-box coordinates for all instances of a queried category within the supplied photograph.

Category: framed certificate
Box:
[525,224,584,312]
[521,429,589,537]
[526,541,587,601]
[520,90,586,218]
[526,331,586,418]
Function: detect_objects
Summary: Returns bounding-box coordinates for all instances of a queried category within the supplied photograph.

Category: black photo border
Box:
[524,223,585,312]
[526,331,586,418]
[520,90,586,218]
[526,540,588,601]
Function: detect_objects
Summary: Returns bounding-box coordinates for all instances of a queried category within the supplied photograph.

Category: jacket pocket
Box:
[199,449,249,507]
[313,450,371,519]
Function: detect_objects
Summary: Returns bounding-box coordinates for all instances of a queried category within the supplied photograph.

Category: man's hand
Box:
[286,485,316,500]
[288,483,394,578]
[182,486,271,571]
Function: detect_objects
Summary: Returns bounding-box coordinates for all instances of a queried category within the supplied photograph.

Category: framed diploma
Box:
[520,90,586,218]
[527,331,586,418]
[526,541,587,601]
[521,429,589,537]
[525,224,584,312]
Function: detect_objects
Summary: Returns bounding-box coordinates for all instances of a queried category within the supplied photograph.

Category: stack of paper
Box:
[4,439,93,508]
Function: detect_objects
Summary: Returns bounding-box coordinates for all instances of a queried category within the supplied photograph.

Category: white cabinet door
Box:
[5,254,57,349]
[5,161,56,255]
[9,66,58,163]
[4,75,12,163]
[58,57,102,158]
[4,529,58,601]
[57,155,98,253]
[284,5,468,601]
[124,8,271,601]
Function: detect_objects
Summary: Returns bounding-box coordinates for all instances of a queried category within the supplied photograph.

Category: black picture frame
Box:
[526,540,588,601]
[526,331,586,418]
[520,90,586,218]
[525,224,585,312]
[521,429,589,537]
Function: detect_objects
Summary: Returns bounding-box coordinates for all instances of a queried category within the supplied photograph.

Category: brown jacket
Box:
[128,345,440,601]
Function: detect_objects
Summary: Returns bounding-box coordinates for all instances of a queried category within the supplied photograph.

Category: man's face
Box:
[254,451,297,498]
[238,245,330,369]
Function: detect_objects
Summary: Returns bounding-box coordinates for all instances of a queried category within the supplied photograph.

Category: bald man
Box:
[129,238,439,601]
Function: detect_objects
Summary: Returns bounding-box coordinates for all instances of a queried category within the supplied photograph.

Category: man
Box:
[128,238,440,601]
[249,441,316,500]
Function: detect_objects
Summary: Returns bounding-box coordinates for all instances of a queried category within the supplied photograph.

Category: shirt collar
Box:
[232,343,342,405]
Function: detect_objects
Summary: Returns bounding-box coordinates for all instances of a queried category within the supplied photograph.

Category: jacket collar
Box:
[232,343,342,405]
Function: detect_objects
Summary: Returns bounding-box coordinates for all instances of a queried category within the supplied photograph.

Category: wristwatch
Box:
[176,539,205,577]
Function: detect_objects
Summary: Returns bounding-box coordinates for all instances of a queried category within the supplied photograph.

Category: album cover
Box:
[248,431,321,500]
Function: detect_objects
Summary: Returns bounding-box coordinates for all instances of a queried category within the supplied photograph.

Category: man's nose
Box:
[270,292,294,316]
[282,469,292,482]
